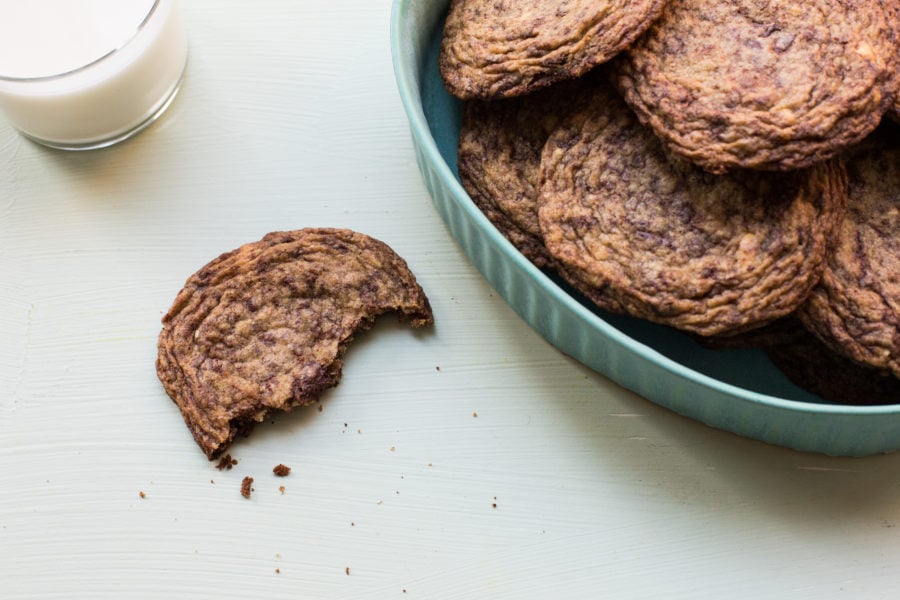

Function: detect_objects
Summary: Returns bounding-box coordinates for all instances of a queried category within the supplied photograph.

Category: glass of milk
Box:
[0,0,188,150]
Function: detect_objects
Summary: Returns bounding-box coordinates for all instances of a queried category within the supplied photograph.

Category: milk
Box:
[0,0,188,149]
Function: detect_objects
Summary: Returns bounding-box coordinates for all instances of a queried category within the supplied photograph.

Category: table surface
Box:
[2,1,900,598]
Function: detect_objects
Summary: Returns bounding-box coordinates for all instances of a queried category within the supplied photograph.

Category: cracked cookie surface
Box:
[612,0,897,172]
[457,77,595,268]
[156,228,433,459]
[538,84,847,337]
[797,124,900,378]
[439,0,666,100]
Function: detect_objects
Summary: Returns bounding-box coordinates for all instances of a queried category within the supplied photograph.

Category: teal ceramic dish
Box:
[389,0,900,456]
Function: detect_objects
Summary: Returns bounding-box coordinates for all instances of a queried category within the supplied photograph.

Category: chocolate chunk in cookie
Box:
[797,123,900,378]
[439,0,666,100]
[538,83,847,337]
[156,228,434,459]
[612,0,898,172]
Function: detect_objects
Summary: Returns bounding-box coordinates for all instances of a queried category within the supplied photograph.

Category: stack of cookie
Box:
[440,0,900,404]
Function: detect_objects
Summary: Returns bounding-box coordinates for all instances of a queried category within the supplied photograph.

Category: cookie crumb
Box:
[275,568,281,574]
[139,491,146,499]
[345,566,351,576]
[472,411,478,418]
[240,476,254,498]
[215,454,238,470]
[279,486,286,495]
[273,464,291,477]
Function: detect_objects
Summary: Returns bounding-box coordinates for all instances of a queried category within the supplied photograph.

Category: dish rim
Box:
[389,0,900,418]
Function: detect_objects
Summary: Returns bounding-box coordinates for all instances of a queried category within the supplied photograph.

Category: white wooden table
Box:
[2,1,900,597]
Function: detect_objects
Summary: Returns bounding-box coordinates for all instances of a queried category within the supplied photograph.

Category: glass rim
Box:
[0,0,163,83]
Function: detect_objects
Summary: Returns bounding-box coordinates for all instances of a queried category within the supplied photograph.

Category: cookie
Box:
[612,0,898,172]
[767,327,900,406]
[538,83,847,337]
[457,77,594,268]
[886,1,900,121]
[797,123,900,378]
[156,228,434,459]
[439,0,666,100]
